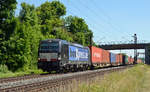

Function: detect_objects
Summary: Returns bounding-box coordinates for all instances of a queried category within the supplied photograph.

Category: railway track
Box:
[0,65,133,92]
[0,73,60,84]
[0,74,41,84]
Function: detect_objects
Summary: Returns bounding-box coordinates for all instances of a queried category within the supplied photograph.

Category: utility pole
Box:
[133,34,137,64]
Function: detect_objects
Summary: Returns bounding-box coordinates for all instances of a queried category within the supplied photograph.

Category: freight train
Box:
[38,39,140,72]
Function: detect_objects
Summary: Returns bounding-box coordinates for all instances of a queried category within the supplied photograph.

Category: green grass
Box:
[0,70,45,78]
[0,64,45,78]
[73,64,150,92]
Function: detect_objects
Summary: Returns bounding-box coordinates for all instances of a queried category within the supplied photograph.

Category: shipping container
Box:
[89,46,110,66]
[116,54,123,65]
[89,46,103,63]
[131,58,134,64]
[128,57,131,64]
[102,49,110,64]
[128,57,134,64]
[116,54,119,64]
[137,59,142,63]
[122,55,128,65]
[125,55,129,64]
[110,53,116,64]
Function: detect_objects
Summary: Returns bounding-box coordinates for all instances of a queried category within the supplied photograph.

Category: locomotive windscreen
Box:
[40,42,59,52]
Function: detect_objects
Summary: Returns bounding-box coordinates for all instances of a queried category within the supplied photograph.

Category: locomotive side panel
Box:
[60,44,69,66]
[68,45,90,64]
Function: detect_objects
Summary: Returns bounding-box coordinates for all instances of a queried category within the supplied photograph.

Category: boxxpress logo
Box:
[76,49,88,60]
[70,47,88,60]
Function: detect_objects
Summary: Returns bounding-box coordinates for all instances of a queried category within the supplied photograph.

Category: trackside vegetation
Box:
[70,64,150,92]
[0,0,94,75]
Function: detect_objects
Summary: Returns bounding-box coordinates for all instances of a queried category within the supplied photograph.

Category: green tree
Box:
[36,1,67,39]
[0,0,17,24]
[36,1,66,25]
[64,16,93,46]
[5,3,43,71]
[19,3,38,26]
[54,27,73,42]
[0,0,17,65]
[0,0,17,40]
[74,32,85,45]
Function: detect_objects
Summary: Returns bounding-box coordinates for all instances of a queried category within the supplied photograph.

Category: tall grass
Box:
[71,64,150,92]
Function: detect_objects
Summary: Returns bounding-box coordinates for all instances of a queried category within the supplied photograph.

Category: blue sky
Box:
[16,0,149,57]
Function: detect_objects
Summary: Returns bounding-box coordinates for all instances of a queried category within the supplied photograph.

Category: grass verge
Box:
[0,65,44,78]
[72,64,150,92]
[0,70,44,78]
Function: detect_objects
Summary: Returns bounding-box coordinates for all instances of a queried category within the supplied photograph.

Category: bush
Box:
[0,64,10,73]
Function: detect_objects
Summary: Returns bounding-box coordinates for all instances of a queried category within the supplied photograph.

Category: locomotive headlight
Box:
[58,57,61,60]
[38,58,40,61]
[58,55,61,60]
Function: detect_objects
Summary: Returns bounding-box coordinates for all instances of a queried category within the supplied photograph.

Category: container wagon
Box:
[102,49,110,66]
[137,59,142,63]
[89,46,111,67]
[110,53,117,66]
[128,57,131,64]
[116,54,123,65]
[131,58,134,64]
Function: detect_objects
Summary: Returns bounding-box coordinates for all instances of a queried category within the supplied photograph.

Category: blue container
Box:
[110,53,116,63]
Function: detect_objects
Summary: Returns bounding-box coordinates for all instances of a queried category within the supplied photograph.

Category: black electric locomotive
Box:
[38,39,91,72]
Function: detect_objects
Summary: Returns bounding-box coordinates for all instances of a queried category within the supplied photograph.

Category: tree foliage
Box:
[0,1,94,71]
[19,3,38,26]
[0,0,17,66]
[64,16,93,46]
[36,1,66,24]
[0,0,17,23]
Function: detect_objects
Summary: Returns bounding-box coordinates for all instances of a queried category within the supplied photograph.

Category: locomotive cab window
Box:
[40,42,59,52]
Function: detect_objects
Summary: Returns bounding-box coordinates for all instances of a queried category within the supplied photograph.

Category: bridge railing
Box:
[98,40,150,45]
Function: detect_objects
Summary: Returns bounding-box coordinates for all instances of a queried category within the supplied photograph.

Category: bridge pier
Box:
[145,46,150,65]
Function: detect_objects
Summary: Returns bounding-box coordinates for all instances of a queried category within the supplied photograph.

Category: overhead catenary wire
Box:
[91,0,131,37]
[64,0,120,41]
[77,0,131,41]
[67,7,114,42]
[51,0,131,43]
[72,0,126,42]
[61,0,112,39]
[46,0,129,42]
